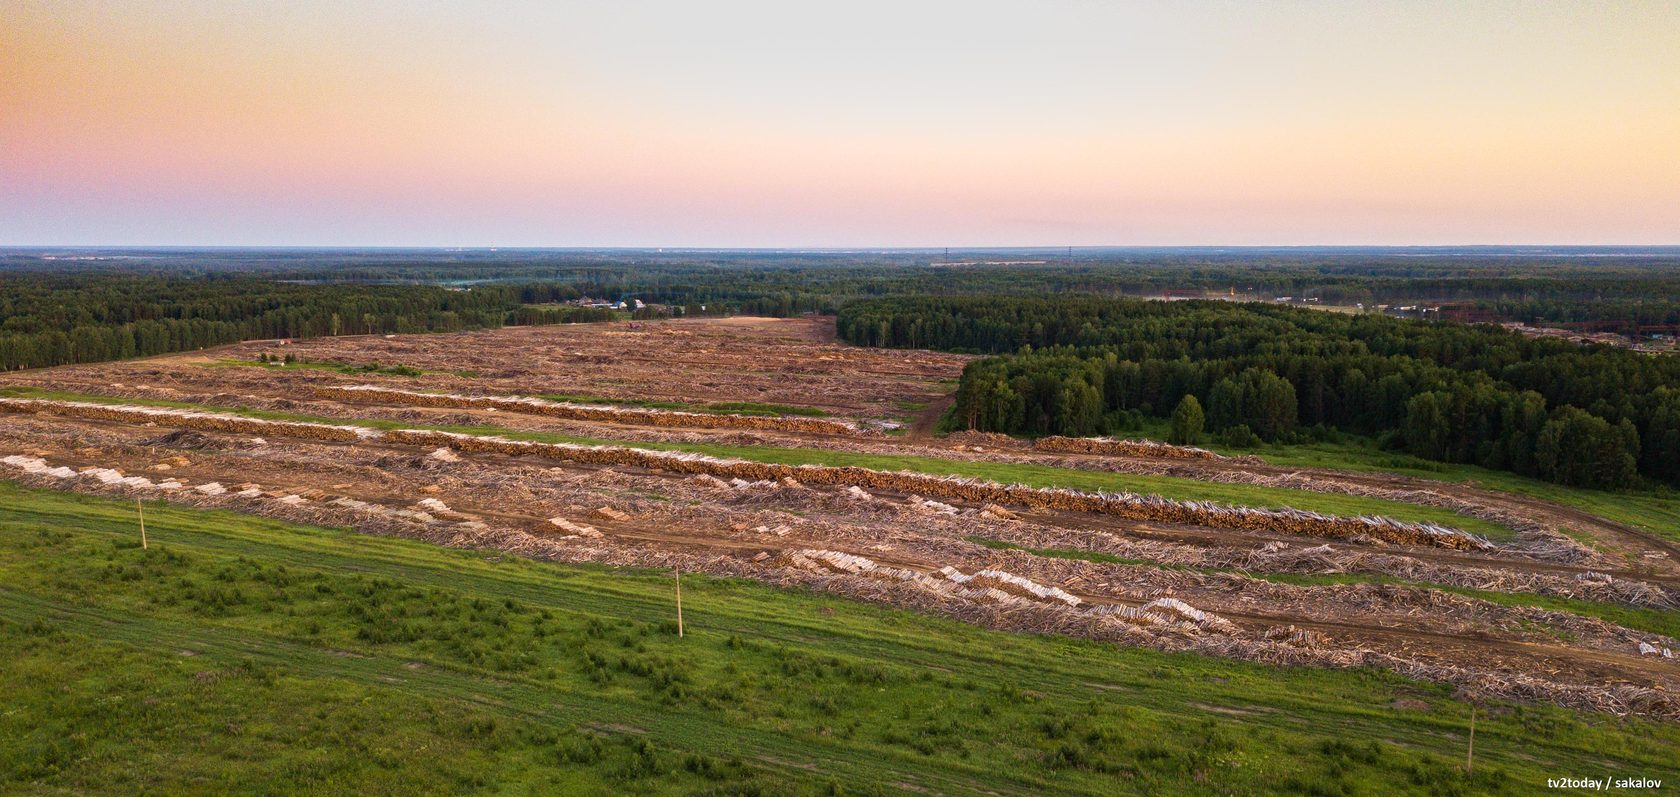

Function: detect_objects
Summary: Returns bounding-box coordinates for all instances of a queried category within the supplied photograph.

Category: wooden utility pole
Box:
[137,499,147,549]
[1466,705,1476,774]
[674,568,684,638]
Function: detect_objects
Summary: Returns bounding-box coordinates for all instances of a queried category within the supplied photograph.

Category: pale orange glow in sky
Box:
[3,1,1679,245]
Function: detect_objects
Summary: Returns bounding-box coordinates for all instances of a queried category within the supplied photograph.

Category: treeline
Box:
[0,275,602,371]
[274,257,1680,323]
[18,248,1680,326]
[837,296,1680,489]
[1479,298,1680,329]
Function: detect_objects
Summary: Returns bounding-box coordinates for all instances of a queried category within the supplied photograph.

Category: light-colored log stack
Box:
[1035,436,1226,461]
[314,385,861,435]
[0,397,368,442]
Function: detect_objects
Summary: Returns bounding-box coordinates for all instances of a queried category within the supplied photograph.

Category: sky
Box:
[3,0,1679,247]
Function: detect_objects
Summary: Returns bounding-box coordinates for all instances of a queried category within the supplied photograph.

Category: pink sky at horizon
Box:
[4,1,1679,246]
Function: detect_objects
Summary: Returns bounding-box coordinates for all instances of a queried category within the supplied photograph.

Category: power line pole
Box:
[1466,705,1476,774]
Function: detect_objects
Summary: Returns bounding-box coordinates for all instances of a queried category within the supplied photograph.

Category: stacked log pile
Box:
[943,431,1023,449]
[547,517,602,538]
[0,451,471,536]
[783,548,1241,634]
[937,565,1083,607]
[1034,436,1227,460]
[1,454,77,479]
[1088,599,1240,634]
[314,385,862,435]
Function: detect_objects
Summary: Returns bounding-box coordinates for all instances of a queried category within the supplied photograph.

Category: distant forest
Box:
[837,296,1680,489]
[0,275,616,371]
[8,247,1680,328]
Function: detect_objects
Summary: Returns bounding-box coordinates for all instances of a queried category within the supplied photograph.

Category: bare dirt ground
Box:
[3,317,1677,719]
[2,316,966,422]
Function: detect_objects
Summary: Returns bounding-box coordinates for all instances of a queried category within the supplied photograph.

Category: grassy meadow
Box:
[3,482,1678,795]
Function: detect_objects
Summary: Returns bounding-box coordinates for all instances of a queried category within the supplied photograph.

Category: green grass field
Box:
[3,482,1676,795]
[0,386,1510,539]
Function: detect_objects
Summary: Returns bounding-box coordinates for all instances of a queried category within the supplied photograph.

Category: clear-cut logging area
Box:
[2,317,1677,723]
[0,397,1490,551]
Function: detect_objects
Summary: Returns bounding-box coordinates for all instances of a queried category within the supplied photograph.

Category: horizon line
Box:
[7,244,1680,253]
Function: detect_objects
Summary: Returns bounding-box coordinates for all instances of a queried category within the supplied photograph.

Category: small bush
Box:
[1220,424,1261,448]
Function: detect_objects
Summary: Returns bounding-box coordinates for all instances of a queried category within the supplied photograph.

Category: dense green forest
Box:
[837,296,1680,489]
[0,275,617,371]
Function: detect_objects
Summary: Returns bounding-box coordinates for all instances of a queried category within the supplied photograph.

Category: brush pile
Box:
[315,385,862,435]
[0,398,369,442]
[142,429,229,450]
